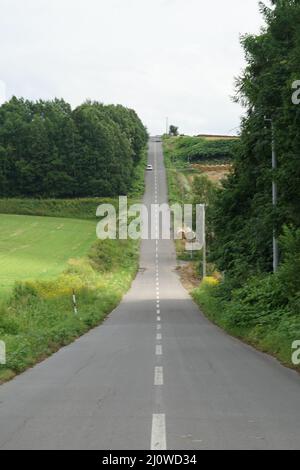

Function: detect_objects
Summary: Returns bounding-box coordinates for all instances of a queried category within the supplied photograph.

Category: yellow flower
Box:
[202,276,219,286]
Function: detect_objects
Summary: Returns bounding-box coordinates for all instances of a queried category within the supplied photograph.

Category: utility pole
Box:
[166,117,169,136]
[265,117,279,273]
[271,120,279,273]
[202,204,207,279]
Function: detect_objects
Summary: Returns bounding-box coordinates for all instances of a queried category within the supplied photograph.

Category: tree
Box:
[0,97,148,198]
[210,0,300,284]
[169,125,179,136]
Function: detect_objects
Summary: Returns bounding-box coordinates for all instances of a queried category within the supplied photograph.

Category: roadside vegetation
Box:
[165,1,300,371]
[165,135,238,165]
[0,192,143,383]
[163,134,233,263]
[0,236,139,383]
[163,135,235,205]
[0,105,147,383]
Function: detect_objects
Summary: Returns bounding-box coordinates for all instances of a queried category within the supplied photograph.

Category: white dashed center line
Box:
[151,414,167,451]
[154,367,164,386]
[151,140,167,451]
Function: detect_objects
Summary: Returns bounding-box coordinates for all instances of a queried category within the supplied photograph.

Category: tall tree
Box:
[210,0,300,283]
[0,97,148,198]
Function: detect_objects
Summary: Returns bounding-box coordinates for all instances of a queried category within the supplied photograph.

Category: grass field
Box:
[0,214,96,297]
[0,212,139,383]
[0,149,146,383]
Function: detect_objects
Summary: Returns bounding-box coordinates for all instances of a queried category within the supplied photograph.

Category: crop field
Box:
[0,214,96,297]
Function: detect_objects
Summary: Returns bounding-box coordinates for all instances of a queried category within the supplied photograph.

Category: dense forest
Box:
[0,98,148,198]
[193,0,300,366]
[211,0,300,284]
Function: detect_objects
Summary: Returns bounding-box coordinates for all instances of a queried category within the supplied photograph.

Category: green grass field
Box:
[0,214,96,297]
[0,150,146,383]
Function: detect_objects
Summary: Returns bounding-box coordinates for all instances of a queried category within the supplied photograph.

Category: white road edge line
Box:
[156,345,162,355]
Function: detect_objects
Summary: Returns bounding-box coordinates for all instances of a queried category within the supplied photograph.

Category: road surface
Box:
[0,138,300,450]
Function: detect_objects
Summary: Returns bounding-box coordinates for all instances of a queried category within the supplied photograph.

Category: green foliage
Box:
[0,98,148,198]
[128,147,147,198]
[163,137,186,205]
[278,226,300,300]
[192,174,217,207]
[0,236,139,382]
[0,197,118,219]
[88,239,138,273]
[225,274,287,329]
[211,0,300,279]
[165,135,238,165]
[0,152,146,220]
[169,125,179,136]
[193,276,300,369]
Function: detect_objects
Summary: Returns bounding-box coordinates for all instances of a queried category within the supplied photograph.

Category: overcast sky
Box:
[0,0,264,135]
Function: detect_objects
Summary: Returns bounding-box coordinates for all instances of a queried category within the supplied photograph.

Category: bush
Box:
[193,271,300,369]
[225,274,287,329]
[0,236,139,382]
[278,226,300,300]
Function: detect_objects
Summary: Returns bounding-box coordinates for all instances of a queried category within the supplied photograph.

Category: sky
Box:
[0,0,264,135]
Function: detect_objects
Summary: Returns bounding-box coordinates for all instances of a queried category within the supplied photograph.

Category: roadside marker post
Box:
[0,340,6,365]
[72,290,78,315]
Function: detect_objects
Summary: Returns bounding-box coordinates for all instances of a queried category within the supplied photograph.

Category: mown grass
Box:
[0,226,140,383]
[0,237,139,383]
[0,149,146,383]
[0,214,97,297]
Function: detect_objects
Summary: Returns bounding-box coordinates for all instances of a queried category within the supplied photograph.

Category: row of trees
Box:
[210,0,300,287]
[0,98,148,198]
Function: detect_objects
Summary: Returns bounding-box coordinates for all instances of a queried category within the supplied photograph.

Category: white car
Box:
[146,164,153,171]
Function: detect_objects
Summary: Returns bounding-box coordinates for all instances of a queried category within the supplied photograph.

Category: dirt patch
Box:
[191,164,232,184]
[176,262,201,292]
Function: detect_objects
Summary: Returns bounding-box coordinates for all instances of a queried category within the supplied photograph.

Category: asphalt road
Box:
[0,138,300,450]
